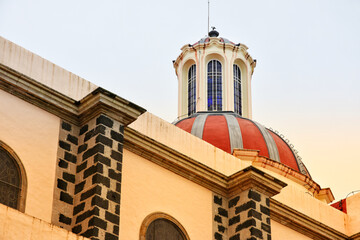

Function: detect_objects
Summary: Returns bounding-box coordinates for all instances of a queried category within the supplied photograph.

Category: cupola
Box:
[173,29,257,120]
[173,30,311,178]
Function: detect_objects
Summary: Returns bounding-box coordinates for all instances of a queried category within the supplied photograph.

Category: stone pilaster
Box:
[212,166,286,240]
[213,194,228,240]
[52,114,124,240]
[72,114,123,240]
[228,189,271,240]
[52,121,79,230]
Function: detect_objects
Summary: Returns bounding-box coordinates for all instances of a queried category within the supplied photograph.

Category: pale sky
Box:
[0,0,359,201]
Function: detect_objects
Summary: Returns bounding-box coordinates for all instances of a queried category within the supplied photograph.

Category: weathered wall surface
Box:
[0,36,97,100]
[120,149,213,239]
[0,203,89,240]
[0,89,60,221]
[346,193,360,235]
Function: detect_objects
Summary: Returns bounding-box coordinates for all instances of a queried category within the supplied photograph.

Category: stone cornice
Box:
[78,87,146,126]
[233,149,335,203]
[124,126,286,198]
[228,167,287,197]
[270,199,349,240]
[173,38,256,73]
[0,63,78,124]
[350,232,360,240]
[0,63,145,126]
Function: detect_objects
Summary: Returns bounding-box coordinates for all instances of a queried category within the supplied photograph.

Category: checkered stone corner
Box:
[52,121,79,230]
[72,114,124,240]
[228,189,271,240]
[213,193,228,240]
[52,115,124,240]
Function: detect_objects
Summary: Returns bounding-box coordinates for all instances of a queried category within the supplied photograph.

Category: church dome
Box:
[175,112,310,177]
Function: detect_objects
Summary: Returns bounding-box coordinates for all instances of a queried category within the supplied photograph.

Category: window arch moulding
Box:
[233,58,249,117]
[180,59,197,119]
[0,140,27,212]
[139,212,190,240]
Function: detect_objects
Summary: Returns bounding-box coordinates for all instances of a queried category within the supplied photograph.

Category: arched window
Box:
[233,64,242,115]
[0,142,26,211]
[146,218,185,240]
[207,60,222,111]
[188,64,196,116]
[140,212,189,240]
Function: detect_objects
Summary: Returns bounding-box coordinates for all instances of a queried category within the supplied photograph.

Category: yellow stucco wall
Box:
[120,149,213,240]
[0,89,60,222]
[346,193,360,235]
[271,220,313,240]
[0,36,98,100]
[0,203,88,240]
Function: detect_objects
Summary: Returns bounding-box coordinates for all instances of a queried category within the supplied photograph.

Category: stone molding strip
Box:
[252,121,280,162]
[0,63,146,126]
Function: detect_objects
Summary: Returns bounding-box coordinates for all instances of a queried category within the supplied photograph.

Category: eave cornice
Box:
[0,63,146,126]
[271,199,348,240]
[233,149,335,203]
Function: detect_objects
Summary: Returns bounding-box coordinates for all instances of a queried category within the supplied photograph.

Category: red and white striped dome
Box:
[175,112,310,177]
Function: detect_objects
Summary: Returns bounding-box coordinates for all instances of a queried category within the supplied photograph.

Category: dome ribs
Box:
[268,131,300,172]
[236,118,269,158]
[191,114,209,138]
[251,121,280,163]
[224,114,243,153]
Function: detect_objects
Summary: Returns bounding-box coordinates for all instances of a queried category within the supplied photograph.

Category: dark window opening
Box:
[207,60,222,111]
[188,64,196,116]
[146,218,186,240]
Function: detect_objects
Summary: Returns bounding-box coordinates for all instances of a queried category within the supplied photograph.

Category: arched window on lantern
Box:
[0,141,27,211]
[188,64,196,116]
[233,64,242,115]
[207,60,222,111]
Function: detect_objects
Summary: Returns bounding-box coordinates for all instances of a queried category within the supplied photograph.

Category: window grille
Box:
[146,218,186,240]
[188,65,196,116]
[0,147,21,209]
[207,60,222,111]
[233,64,242,115]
